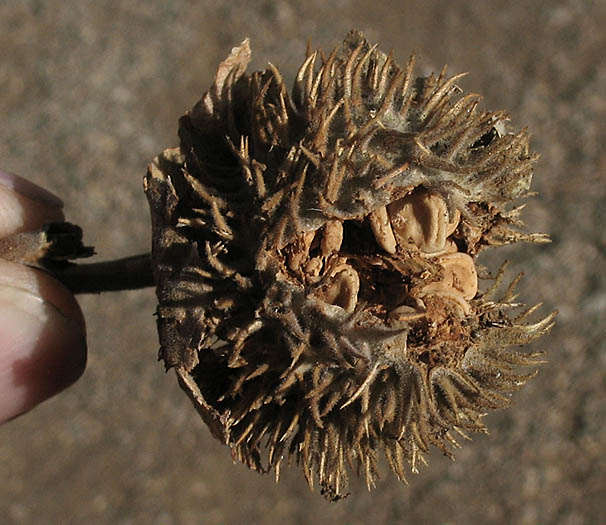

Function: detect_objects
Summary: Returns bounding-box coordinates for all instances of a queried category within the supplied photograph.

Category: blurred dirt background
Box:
[1,1,604,523]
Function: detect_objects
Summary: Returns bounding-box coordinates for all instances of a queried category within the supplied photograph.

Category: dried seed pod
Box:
[145,31,554,500]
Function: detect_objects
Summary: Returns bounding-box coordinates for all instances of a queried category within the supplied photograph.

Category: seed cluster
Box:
[145,31,554,499]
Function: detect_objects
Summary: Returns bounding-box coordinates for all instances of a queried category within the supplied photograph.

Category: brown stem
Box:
[0,222,154,294]
[53,253,154,294]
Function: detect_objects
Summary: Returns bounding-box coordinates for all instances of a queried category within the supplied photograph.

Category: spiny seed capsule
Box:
[144,31,555,500]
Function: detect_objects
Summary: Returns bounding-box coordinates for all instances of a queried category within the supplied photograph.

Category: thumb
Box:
[0,261,87,423]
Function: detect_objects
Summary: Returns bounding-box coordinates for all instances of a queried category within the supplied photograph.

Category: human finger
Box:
[0,169,65,238]
[0,261,86,423]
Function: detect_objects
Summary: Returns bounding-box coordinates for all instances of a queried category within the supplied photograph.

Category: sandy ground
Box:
[1,1,604,523]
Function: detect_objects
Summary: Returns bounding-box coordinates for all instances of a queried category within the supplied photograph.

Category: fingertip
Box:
[0,170,65,238]
[0,284,87,424]
[0,169,64,208]
[0,260,86,335]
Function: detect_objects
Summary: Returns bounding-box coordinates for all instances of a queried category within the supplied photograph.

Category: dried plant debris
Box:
[0,222,93,269]
[145,31,555,500]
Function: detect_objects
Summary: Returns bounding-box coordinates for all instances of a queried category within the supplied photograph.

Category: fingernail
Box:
[0,169,64,209]
[0,285,86,422]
